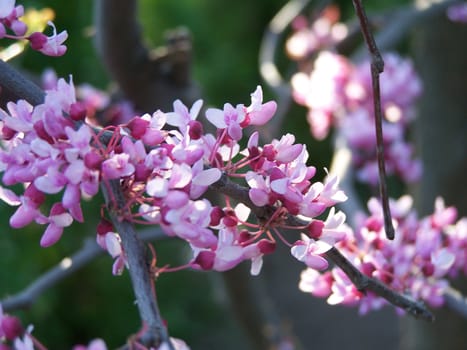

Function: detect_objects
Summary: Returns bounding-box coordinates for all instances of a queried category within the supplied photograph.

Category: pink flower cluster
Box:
[286,7,348,60]
[299,196,467,314]
[0,78,100,248]
[0,81,349,276]
[287,12,422,185]
[0,0,67,56]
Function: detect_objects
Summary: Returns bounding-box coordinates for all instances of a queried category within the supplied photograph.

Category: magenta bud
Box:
[127,117,149,139]
[222,215,237,227]
[361,262,375,277]
[97,219,114,236]
[209,206,224,226]
[33,120,54,144]
[263,144,276,161]
[69,102,87,121]
[422,262,435,277]
[1,315,23,340]
[258,239,276,254]
[188,120,203,140]
[84,151,103,170]
[307,220,325,239]
[365,217,383,232]
[194,251,215,270]
[24,183,46,207]
[238,230,251,244]
[1,125,16,140]
[28,32,47,50]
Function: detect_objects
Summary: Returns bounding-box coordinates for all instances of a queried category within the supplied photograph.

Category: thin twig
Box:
[352,0,395,240]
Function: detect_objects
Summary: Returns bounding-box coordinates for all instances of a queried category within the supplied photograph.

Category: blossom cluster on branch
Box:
[300,196,467,314]
[0,78,349,276]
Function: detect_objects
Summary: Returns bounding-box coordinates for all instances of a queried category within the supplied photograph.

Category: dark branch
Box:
[101,180,174,349]
[94,0,198,112]
[352,0,395,240]
[0,59,45,106]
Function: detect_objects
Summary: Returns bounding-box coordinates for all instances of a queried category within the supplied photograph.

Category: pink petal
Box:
[146,177,168,197]
[305,254,329,270]
[248,100,277,125]
[249,188,269,206]
[40,224,64,247]
[271,178,288,195]
[205,108,227,129]
[192,168,221,186]
[10,205,38,228]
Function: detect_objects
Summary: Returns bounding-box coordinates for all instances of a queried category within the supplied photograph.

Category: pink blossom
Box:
[29,21,68,56]
[101,153,135,179]
[245,86,277,126]
[206,103,246,140]
[166,99,203,135]
[291,234,331,270]
[40,203,73,247]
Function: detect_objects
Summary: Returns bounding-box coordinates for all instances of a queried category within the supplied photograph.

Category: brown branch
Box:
[93,0,198,112]
[101,180,174,349]
[352,0,394,240]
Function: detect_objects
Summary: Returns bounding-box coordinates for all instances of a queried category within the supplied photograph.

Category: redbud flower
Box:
[28,21,68,57]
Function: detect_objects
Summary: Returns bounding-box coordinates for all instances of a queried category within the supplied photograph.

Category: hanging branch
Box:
[352,0,394,240]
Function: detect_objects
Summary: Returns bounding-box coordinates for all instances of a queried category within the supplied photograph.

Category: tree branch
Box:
[101,180,174,349]
[0,59,45,106]
[93,0,198,112]
[352,0,394,240]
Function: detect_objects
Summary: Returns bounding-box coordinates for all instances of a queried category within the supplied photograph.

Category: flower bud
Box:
[306,220,324,239]
[194,251,215,270]
[69,102,87,121]
[1,315,23,341]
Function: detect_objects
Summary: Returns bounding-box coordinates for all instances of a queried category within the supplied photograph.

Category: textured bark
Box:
[94,0,198,113]
[400,9,467,350]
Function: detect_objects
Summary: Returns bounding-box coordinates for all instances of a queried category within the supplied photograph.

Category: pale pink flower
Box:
[291,233,331,270]
[245,86,277,126]
[40,203,73,247]
[101,153,135,179]
[206,102,246,140]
